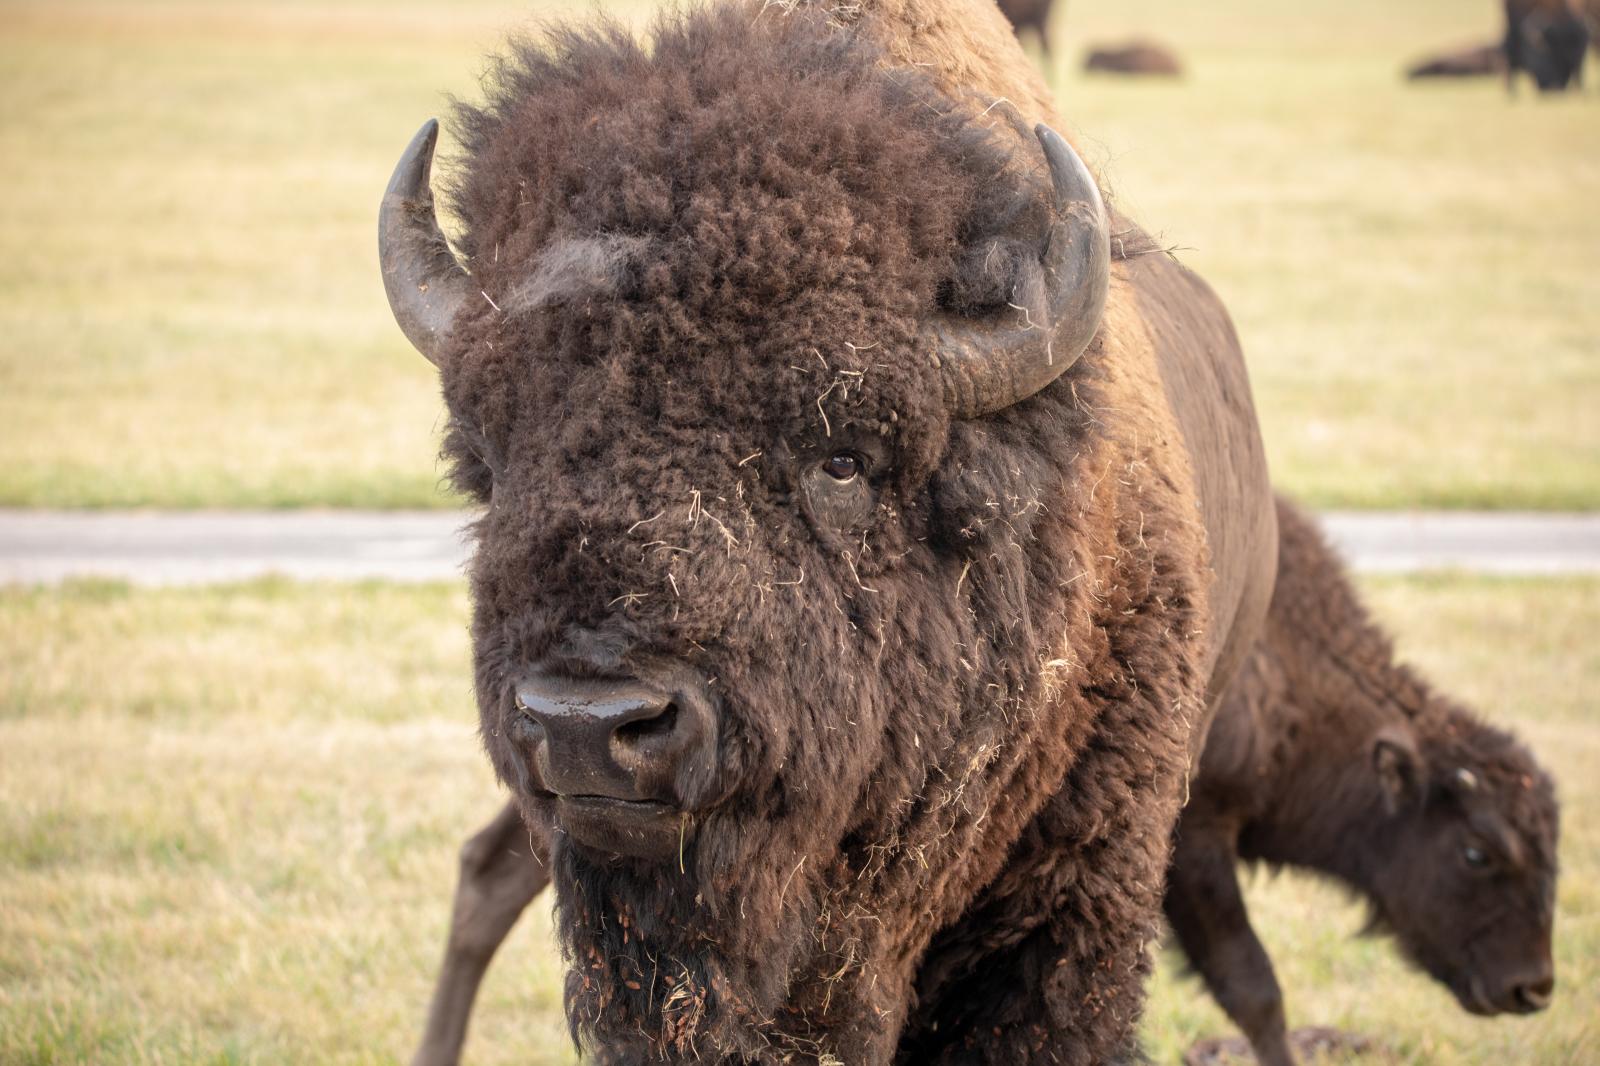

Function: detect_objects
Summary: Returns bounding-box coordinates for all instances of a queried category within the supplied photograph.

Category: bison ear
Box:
[1371,725,1424,815]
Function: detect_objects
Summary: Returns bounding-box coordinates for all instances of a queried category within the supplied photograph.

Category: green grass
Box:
[0,0,1595,509]
[1,575,1597,1062]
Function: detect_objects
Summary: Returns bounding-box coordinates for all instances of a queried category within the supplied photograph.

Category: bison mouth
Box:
[1450,969,1553,1017]
[1454,973,1499,1017]
[502,667,721,863]
[554,794,690,863]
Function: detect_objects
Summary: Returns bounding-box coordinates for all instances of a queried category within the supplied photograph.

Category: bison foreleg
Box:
[411,800,552,1066]
[1163,819,1294,1066]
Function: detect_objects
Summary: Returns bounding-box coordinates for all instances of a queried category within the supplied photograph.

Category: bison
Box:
[1166,498,1560,1066]
[381,0,1276,1061]
[1405,41,1508,80]
[1083,40,1185,78]
[995,0,1059,58]
[1504,0,1590,91]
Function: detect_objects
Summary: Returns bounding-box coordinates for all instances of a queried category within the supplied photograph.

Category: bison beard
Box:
[385,3,1241,1063]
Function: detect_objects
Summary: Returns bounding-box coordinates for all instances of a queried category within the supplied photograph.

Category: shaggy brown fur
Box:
[1165,498,1560,1066]
[407,1,1275,1062]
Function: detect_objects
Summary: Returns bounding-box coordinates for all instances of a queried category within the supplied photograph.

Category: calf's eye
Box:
[824,452,861,482]
[1462,844,1489,869]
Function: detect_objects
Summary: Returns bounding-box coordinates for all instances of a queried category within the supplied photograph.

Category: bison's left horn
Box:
[379,119,474,366]
[932,124,1110,419]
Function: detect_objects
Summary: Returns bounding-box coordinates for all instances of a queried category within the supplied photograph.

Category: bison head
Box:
[1367,711,1559,1016]
[380,6,1113,1059]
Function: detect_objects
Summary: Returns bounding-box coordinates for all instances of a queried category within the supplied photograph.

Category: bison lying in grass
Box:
[1406,42,1508,80]
[1083,40,1185,78]
[1166,498,1560,1066]
[382,0,1278,1060]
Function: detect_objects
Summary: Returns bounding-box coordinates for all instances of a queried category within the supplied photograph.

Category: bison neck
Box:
[1235,753,1401,894]
[888,266,1238,1062]
[1124,241,1276,745]
[1231,546,1437,889]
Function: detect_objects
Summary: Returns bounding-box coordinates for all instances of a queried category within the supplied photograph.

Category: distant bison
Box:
[1406,41,1508,80]
[381,0,1279,1060]
[1504,0,1590,91]
[1165,498,1560,1066]
[996,0,1059,56]
[1084,39,1185,77]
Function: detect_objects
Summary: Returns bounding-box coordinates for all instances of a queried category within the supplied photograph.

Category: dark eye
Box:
[802,446,876,531]
[824,451,861,482]
[1463,844,1490,869]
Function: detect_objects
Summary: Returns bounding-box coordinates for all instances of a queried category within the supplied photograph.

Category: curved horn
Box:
[379,119,474,366]
[931,124,1110,419]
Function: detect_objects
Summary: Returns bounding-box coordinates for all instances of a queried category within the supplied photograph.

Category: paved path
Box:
[1,509,1597,585]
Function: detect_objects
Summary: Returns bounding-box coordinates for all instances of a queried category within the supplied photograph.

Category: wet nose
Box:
[513,673,709,804]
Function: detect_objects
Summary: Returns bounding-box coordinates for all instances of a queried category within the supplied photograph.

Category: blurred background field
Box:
[2,575,1596,1063]
[0,0,1595,508]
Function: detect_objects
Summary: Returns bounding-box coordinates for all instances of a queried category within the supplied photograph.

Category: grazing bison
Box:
[1165,498,1560,1066]
[1504,0,1590,91]
[1406,41,1508,80]
[1083,40,1185,78]
[382,0,1277,1061]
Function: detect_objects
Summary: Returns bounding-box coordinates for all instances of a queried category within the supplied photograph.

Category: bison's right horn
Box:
[379,119,474,366]
[931,124,1110,419]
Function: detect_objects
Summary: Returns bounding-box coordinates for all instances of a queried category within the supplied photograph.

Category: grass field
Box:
[1,574,1596,1063]
[0,0,1595,509]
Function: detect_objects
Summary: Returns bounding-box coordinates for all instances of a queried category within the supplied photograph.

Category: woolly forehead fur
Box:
[1420,700,1559,879]
[440,3,1041,501]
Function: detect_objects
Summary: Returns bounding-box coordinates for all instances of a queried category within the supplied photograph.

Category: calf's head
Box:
[1367,712,1559,1016]
[380,6,1109,1055]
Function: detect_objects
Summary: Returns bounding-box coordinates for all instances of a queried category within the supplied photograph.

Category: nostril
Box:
[615,701,680,754]
[512,671,709,804]
[509,707,545,745]
[1516,977,1554,1011]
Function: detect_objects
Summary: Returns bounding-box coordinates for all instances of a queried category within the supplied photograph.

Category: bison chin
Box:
[547,804,842,1062]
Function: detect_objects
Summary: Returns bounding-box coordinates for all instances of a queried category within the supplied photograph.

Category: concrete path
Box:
[1319,511,1600,576]
[0,509,1597,585]
[0,511,471,585]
